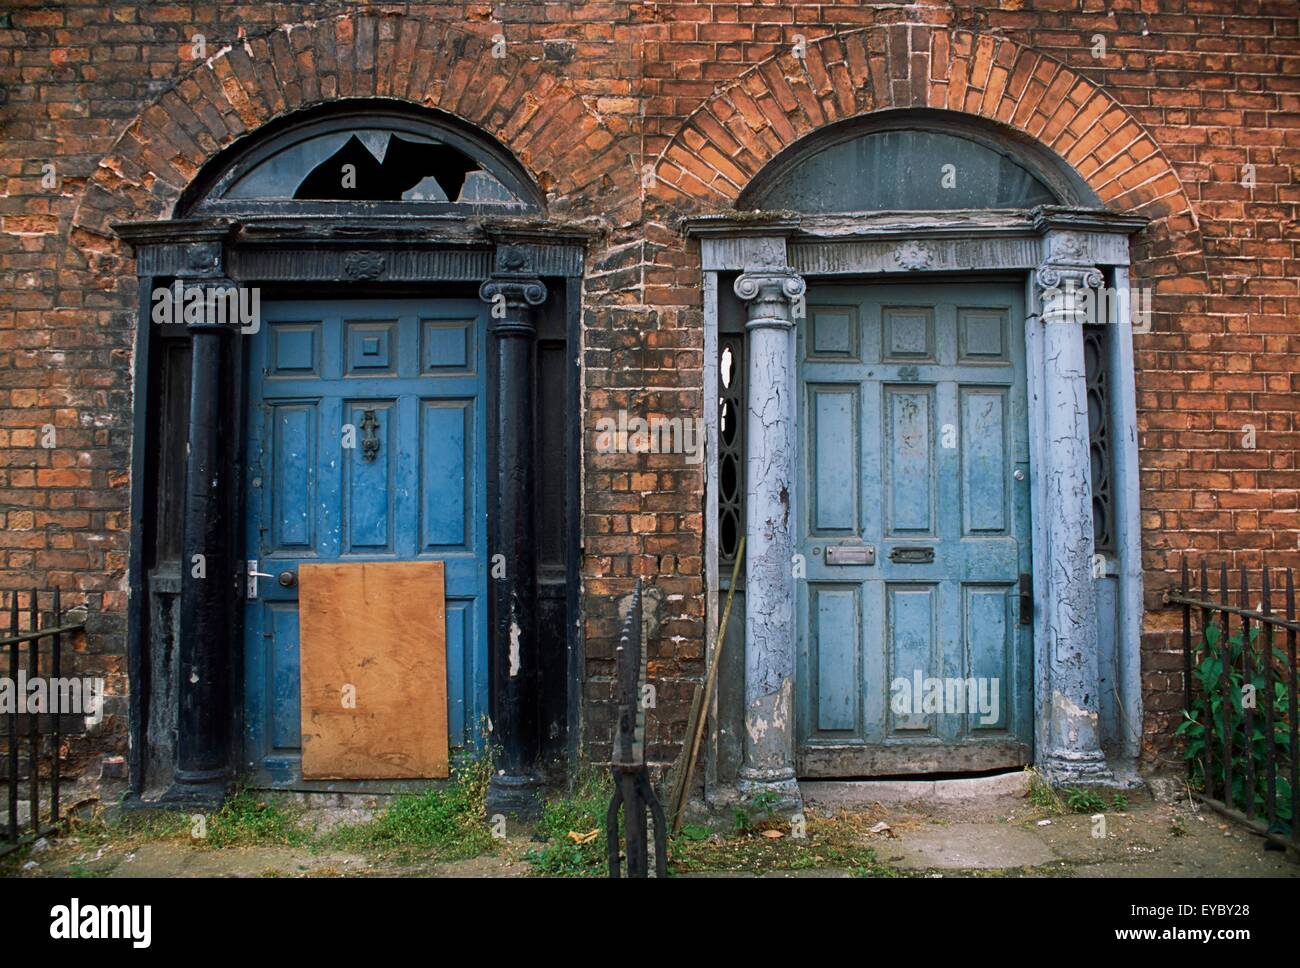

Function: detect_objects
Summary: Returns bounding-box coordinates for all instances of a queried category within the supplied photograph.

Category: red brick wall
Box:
[0,1,1295,775]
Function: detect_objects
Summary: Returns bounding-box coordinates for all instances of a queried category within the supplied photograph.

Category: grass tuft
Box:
[323,753,494,861]
[524,764,613,877]
[202,790,309,848]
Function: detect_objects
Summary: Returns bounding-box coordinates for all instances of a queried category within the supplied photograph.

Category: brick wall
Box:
[0,1,1295,776]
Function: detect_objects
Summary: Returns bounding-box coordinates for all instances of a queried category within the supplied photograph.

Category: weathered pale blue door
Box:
[243,298,488,783]
[796,281,1033,775]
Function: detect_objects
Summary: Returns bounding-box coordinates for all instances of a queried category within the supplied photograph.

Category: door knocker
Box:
[360,409,380,462]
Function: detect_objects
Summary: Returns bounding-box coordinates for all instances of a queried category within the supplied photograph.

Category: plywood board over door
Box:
[298,561,449,779]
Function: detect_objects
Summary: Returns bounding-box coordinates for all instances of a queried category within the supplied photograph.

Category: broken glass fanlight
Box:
[223,128,524,205]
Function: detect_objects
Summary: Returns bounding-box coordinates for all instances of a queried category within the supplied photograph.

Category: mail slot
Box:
[889,546,935,564]
[825,544,875,566]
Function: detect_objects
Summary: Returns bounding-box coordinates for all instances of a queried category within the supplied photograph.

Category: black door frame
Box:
[115,217,590,810]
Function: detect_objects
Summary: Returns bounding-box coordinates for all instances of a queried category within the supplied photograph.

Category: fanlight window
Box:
[745,128,1060,213]
[184,109,540,215]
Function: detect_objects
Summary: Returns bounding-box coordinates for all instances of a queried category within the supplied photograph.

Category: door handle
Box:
[278,570,297,588]
[246,560,273,599]
[1019,573,1033,625]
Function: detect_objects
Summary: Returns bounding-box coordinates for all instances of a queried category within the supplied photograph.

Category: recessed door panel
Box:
[811,584,860,734]
[421,400,472,550]
[885,386,935,536]
[810,386,859,534]
[345,401,395,553]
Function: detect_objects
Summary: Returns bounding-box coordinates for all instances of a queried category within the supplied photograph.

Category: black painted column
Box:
[480,252,547,816]
[165,287,236,807]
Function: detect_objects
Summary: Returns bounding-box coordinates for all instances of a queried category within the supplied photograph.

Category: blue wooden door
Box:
[243,298,488,783]
[796,282,1033,776]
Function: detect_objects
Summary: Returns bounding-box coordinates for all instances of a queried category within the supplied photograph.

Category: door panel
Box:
[797,282,1032,777]
[244,298,489,783]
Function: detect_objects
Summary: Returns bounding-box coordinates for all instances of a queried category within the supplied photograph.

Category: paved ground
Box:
[4,779,1296,878]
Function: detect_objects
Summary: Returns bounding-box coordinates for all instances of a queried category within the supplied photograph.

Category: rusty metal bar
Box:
[1181,558,1192,782]
[1164,592,1300,633]
[0,621,88,649]
[607,579,667,878]
[1289,569,1299,846]
[1201,561,1214,800]
[1219,562,1233,810]
[27,589,38,834]
[1179,562,1300,844]
[1,588,82,846]
[1262,569,1276,833]
[6,593,16,844]
[51,588,61,826]
[1240,566,1254,821]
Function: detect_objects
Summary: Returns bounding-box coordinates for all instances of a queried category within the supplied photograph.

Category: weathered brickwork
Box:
[0,1,1295,777]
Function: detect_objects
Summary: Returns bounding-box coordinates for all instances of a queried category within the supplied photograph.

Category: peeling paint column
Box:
[1035,233,1113,784]
[735,267,804,811]
[480,246,547,816]
[167,279,236,807]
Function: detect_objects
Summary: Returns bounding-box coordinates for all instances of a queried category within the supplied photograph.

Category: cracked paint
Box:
[745,677,792,745]
[1036,256,1112,782]
[736,268,803,791]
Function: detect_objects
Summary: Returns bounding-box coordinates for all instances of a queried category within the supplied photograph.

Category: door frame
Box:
[689,207,1148,805]
[116,217,591,800]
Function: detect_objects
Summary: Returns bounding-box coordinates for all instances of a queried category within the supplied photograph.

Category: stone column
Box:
[480,249,547,816]
[734,268,804,811]
[166,279,238,807]
[1035,233,1113,784]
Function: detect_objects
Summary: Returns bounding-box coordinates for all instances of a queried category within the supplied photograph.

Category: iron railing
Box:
[2,589,86,849]
[1167,560,1298,850]
[606,578,667,877]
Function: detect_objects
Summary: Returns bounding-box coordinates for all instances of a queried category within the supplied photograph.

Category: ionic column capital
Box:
[734,268,805,331]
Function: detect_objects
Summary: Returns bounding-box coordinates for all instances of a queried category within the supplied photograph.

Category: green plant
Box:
[1175,621,1294,822]
[1064,787,1108,814]
[678,823,712,842]
[203,790,309,848]
[732,788,781,834]
[1110,792,1129,811]
[1025,767,1064,815]
[523,764,613,877]
[325,752,494,859]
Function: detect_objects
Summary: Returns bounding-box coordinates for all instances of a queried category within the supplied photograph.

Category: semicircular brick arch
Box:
[66,12,634,276]
[653,24,1206,285]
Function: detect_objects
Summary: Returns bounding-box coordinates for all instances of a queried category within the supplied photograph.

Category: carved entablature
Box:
[113,218,592,284]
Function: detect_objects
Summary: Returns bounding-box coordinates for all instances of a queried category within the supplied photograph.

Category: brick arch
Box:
[653,25,1206,285]
[65,13,634,276]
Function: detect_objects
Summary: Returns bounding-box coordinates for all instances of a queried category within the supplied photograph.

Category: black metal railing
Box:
[2,588,86,848]
[1168,560,1298,849]
[606,578,667,877]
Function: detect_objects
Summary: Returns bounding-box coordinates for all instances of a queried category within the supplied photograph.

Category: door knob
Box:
[278,570,297,588]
